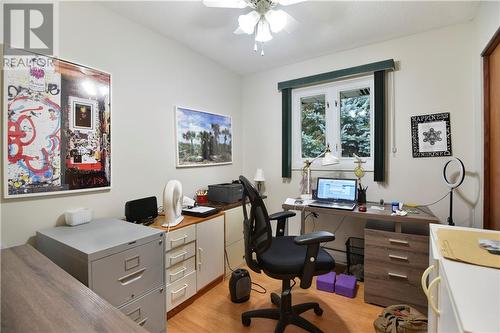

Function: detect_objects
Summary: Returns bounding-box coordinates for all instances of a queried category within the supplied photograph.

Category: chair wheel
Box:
[242,317,251,326]
[314,306,323,316]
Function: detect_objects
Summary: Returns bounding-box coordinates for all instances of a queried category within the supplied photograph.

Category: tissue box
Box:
[316,272,336,293]
[335,274,357,298]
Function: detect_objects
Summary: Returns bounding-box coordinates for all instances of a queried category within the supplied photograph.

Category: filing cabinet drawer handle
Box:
[118,268,146,286]
[389,238,409,246]
[171,284,188,294]
[170,251,188,260]
[170,267,187,277]
[171,235,188,243]
[388,254,409,261]
[137,317,148,326]
[388,272,408,279]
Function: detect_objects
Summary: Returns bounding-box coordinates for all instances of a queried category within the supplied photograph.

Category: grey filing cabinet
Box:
[36,218,166,333]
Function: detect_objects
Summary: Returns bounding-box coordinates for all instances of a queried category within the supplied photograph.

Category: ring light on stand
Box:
[442,157,465,226]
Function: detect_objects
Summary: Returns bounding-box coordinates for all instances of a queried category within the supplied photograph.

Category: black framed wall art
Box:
[411,112,452,158]
[3,54,111,198]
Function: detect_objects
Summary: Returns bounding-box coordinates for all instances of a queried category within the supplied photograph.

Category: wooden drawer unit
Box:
[166,225,196,251]
[92,239,163,307]
[365,229,428,253]
[167,271,197,311]
[120,286,166,333]
[166,241,196,268]
[166,257,196,285]
[364,227,429,313]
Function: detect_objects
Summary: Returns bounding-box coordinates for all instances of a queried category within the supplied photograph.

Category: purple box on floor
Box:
[316,272,336,293]
[335,274,357,298]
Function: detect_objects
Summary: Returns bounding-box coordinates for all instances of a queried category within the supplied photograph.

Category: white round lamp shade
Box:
[254,168,265,182]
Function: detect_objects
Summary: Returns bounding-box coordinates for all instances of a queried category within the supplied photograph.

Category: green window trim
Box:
[279,59,394,181]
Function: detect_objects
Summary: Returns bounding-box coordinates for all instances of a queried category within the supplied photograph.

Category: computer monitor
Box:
[315,177,357,202]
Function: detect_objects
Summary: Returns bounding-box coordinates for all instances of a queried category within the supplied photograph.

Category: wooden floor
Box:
[167,269,383,333]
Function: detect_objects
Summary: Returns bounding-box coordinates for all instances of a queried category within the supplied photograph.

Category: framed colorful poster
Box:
[175,106,232,167]
[411,112,452,158]
[3,54,111,197]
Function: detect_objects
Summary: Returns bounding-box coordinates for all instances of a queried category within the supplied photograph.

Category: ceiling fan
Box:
[203,0,306,55]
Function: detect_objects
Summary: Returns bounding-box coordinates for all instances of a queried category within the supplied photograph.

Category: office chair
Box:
[239,176,335,333]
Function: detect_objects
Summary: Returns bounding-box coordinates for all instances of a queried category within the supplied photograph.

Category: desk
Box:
[1,245,147,333]
[282,203,439,235]
[283,202,439,312]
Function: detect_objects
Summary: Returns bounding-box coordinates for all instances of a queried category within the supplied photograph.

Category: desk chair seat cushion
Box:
[258,236,335,276]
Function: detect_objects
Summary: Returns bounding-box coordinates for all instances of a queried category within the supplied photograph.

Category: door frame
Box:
[482,27,500,228]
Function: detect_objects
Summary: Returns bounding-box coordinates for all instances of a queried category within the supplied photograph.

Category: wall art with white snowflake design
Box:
[411,112,452,158]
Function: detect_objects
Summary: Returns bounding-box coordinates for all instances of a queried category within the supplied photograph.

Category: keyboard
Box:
[308,201,356,211]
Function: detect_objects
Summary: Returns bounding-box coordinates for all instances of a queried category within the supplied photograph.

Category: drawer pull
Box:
[171,235,188,243]
[389,238,409,246]
[198,248,203,270]
[118,268,146,286]
[421,265,435,296]
[137,317,148,326]
[427,277,441,316]
[171,284,188,295]
[170,267,187,278]
[388,254,409,261]
[169,251,188,260]
[388,272,408,279]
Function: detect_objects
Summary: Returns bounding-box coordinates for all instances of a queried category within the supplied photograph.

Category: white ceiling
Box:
[103,1,479,75]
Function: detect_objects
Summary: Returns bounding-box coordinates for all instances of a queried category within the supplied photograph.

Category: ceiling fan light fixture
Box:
[255,19,273,43]
[238,10,260,35]
[265,9,287,33]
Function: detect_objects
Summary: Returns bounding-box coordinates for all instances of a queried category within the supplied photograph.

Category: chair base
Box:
[241,282,325,333]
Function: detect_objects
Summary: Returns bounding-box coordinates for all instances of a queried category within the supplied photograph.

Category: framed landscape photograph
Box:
[175,106,232,167]
[3,54,111,198]
[411,112,452,158]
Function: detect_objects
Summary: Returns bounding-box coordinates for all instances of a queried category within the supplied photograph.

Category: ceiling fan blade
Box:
[233,27,246,34]
[202,0,249,8]
[277,0,307,6]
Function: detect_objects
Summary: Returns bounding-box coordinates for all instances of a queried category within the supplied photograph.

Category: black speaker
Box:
[125,196,158,225]
[229,268,251,303]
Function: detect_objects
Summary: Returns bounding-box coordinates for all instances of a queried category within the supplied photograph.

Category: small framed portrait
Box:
[69,97,97,132]
[411,112,452,158]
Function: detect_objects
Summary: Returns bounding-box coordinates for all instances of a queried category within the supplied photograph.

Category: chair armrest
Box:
[269,211,296,237]
[294,231,335,245]
[294,231,335,289]
[269,211,296,221]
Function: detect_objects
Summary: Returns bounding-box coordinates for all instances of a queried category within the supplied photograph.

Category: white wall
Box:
[0,2,242,247]
[242,22,482,259]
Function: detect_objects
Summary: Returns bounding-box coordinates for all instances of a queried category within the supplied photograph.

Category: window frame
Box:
[292,75,375,171]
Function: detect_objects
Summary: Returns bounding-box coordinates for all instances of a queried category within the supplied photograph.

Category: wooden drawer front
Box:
[365,229,429,254]
[225,238,245,276]
[225,207,245,246]
[166,257,196,285]
[166,225,196,251]
[166,241,195,268]
[119,286,166,333]
[166,271,196,311]
[365,245,429,268]
[92,239,163,307]
[364,260,427,310]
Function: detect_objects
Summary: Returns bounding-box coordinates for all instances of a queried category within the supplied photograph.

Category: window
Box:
[292,76,374,169]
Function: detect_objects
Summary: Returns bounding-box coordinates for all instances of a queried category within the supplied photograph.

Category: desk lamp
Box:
[254,168,265,194]
[301,144,339,200]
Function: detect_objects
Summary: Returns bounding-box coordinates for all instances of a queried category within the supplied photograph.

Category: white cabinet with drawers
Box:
[424,224,500,333]
[36,219,166,333]
[165,215,224,311]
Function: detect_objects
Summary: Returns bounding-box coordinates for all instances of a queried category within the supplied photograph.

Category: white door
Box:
[196,215,224,290]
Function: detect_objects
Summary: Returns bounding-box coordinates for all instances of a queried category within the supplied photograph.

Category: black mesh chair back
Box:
[239,175,272,273]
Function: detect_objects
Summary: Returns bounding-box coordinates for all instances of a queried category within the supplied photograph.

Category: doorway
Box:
[483,27,500,230]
